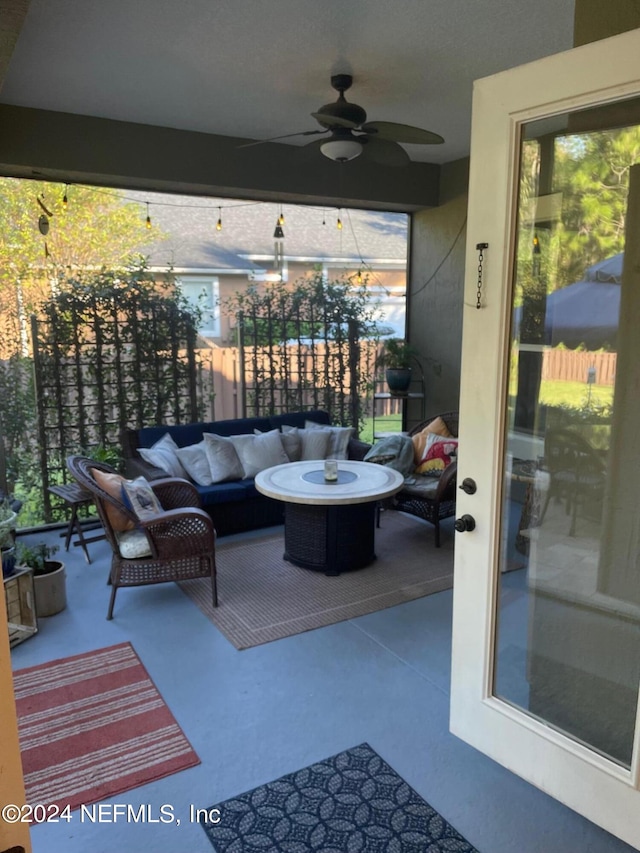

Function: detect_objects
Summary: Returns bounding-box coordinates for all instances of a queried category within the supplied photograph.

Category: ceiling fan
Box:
[242,74,444,167]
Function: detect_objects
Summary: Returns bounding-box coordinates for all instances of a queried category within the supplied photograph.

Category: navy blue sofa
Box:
[121,411,369,537]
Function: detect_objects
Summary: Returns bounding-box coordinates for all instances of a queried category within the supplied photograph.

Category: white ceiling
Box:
[0,0,576,166]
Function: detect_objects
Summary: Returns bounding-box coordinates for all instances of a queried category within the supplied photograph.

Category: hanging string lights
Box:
[62,185,68,210]
[145,202,152,229]
[216,206,223,231]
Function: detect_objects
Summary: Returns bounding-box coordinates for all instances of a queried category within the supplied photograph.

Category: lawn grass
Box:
[359,414,402,445]
[539,379,613,410]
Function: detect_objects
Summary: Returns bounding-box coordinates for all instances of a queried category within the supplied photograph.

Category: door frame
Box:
[450,27,640,849]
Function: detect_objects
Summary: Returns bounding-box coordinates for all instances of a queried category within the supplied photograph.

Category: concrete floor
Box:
[9,519,636,853]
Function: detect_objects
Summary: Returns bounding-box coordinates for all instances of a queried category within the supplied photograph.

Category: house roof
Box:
[128,191,407,272]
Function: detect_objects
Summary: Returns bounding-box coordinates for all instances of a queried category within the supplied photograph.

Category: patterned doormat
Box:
[14,642,199,810]
[199,743,478,852]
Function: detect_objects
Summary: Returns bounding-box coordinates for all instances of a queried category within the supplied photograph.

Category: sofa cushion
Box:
[203,433,245,483]
[136,416,273,449]
[196,481,248,505]
[175,441,213,485]
[230,429,289,478]
[269,410,330,431]
[138,433,188,478]
[282,425,331,460]
[304,421,355,460]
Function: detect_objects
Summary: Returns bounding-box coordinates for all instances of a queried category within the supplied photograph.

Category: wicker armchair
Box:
[67,456,217,620]
[388,412,459,547]
[538,428,606,536]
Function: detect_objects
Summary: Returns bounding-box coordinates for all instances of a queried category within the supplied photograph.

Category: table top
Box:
[48,482,93,503]
[255,460,404,506]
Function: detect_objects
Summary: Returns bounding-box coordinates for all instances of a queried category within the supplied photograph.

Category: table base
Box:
[283,502,377,576]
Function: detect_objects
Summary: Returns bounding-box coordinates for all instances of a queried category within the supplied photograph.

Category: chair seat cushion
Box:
[197,481,248,505]
[115,528,152,559]
[398,476,440,499]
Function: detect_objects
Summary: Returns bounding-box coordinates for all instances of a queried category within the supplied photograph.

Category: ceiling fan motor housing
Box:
[316,74,367,128]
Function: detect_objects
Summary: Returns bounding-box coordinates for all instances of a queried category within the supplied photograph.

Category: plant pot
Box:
[385,367,412,396]
[33,560,67,617]
[1,545,16,578]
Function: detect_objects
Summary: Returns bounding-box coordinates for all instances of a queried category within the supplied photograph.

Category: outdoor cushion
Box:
[138,433,187,478]
[411,416,453,464]
[175,441,213,485]
[203,433,245,483]
[269,410,330,431]
[282,425,331,460]
[304,421,354,460]
[91,469,136,532]
[115,528,152,559]
[121,476,164,521]
[415,434,459,475]
[197,482,248,505]
[230,429,289,478]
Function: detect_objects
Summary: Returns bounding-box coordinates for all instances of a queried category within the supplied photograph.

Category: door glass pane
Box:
[494,100,640,767]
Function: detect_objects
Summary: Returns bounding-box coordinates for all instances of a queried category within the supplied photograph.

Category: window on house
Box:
[178,277,220,337]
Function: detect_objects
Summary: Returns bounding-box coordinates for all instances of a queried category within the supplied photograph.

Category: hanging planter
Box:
[377,338,421,397]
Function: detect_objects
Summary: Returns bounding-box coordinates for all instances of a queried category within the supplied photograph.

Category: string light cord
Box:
[411,215,467,298]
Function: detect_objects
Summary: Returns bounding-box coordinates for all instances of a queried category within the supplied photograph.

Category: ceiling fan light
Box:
[320,138,363,162]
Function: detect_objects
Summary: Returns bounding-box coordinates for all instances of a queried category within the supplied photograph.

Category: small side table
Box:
[48,483,104,564]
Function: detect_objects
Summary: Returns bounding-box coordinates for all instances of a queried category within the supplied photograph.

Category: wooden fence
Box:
[541,349,616,385]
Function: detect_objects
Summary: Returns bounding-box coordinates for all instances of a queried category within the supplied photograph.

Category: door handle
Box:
[459,478,477,495]
[454,514,476,533]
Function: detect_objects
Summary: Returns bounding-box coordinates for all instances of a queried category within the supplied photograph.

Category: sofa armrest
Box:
[124,456,167,481]
[348,437,372,461]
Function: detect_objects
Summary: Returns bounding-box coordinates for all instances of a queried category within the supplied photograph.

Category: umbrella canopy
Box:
[515,253,623,349]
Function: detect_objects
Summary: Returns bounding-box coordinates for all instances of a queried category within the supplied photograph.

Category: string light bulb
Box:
[278,206,285,227]
[62,185,68,210]
[145,202,152,229]
[337,210,343,230]
[533,233,540,254]
[216,207,222,231]
[357,270,363,284]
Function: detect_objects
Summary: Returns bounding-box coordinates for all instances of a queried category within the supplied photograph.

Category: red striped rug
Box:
[14,642,199,810]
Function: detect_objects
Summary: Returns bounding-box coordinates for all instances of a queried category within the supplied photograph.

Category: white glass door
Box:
[450,28,640,849]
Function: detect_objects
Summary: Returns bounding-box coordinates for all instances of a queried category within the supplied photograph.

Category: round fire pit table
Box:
[255,460,404,575]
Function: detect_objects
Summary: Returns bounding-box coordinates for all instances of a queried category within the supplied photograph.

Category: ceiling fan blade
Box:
[362,121,444,145]
[360,137,411,167]
[311,111,359,130]
[238,129,328,149]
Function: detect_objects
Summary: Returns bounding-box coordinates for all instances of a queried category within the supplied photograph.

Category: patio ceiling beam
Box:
[0,104,440,212]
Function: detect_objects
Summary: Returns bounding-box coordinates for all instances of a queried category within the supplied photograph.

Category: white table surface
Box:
[255,460,404,506]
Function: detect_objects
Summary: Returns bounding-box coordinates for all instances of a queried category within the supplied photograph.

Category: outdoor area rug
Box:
[13,642,200,810]
[199,742,478,852]
[179,511,453,649]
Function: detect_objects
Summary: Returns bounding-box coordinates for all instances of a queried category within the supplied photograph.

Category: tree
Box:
[0,178,159,355]
[552,126,640,288]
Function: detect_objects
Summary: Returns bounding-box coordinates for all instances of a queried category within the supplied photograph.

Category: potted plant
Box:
[0,498,18,578]
[16,542,67,617]
[377,338,420,395]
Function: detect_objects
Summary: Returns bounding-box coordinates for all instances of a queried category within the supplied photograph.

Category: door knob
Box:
[454,514,476,533]
[459,478,477,495]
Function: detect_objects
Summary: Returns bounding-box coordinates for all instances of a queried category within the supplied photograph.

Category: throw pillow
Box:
[255,427,301,462]
[121,476,164,522]
[175,441,214,486]
[203,433,245,483]
[91,469,136,532]
[412,416,453,464]
[138,433,187,478]
[283,425,331,461]
[230,429,289,479]
[415,434,459,475]
[304,421,355,460]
